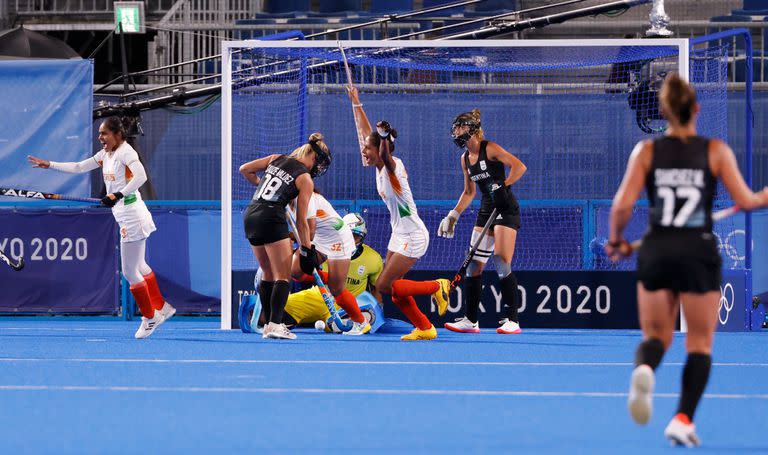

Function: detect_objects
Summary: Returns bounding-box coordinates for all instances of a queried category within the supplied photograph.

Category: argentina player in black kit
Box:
[438,109,527,334]
[607,74,768,447]
[239,133,332,340]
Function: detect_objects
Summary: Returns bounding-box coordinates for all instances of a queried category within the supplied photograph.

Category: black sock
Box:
[676,353,712,421]
[258,280,274,325]
[500,272,519,322]
[635,338,665,370]
[464,275,482,323]
[269,280,290,324]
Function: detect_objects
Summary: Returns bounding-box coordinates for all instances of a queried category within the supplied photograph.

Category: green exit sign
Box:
[114,1,145,34]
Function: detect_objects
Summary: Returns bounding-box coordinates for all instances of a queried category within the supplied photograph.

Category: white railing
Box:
[13,0,177,14]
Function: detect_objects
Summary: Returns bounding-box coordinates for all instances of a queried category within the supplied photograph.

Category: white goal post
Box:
[220,38,690,330]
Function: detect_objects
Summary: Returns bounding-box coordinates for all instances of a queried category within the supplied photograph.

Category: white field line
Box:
[0,384,766,399]
[0,358,766,367]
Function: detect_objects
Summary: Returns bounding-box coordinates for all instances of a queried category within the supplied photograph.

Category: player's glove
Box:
[101,192,124,208]
[299,245,319,275]
[437,209,460,239]
[490,185,512,212]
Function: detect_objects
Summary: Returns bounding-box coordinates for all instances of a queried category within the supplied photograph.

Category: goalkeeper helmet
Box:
[342,212,367,246]
[451,112,481,149]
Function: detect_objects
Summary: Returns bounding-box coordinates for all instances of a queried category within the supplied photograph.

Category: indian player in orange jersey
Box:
[288,191,371,335]
[28,117,175,339]
[347,86,450,341]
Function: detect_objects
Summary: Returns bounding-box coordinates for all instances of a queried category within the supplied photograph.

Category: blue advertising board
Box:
[0,209,119,313]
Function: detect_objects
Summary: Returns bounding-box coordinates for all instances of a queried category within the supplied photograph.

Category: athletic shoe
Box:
[496,318,522,334]
[134,312,164,339]
[342,321,371,336]
[431,279,451,316]
[445,317,480,333]
[159,302,176,322]
[401,325,438,341]
[628,364,654,425]
[664,413,700,448]
[263,322,297,340]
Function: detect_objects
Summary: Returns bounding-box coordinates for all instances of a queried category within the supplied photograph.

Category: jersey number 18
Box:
[255,174,283,201]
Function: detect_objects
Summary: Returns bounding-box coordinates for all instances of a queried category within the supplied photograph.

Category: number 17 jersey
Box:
[646,136,716,232]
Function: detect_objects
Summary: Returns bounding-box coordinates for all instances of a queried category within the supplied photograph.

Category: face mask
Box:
[452,132,471,149]
[310,149,331,178]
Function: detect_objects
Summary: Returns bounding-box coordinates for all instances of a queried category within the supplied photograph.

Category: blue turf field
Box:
[1,320,767,454]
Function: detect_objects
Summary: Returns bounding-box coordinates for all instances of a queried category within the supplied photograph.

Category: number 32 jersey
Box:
[252,155,308,207]
[646,136,716,231]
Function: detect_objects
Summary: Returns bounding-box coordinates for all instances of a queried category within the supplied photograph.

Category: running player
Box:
[282,212,384,329]
[608,73,768,447]
[438,109,527,334]
[239,132,331,340]
[347,86,450,341]
[28,117,175,339]
[287,193,371,335]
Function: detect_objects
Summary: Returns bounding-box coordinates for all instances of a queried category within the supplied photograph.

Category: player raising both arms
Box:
[287,192,371,335]
[608,74,768,447]
[347,86,450,341]
[239,132,331,340]
[28,117,175,339]
[438,109,527,334]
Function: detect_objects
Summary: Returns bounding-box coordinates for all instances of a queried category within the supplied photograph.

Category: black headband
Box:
[308,140,323,156]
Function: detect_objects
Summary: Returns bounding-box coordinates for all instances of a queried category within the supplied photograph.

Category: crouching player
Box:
[241,213,384,334]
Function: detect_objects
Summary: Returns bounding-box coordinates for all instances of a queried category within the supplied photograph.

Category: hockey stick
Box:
[0,187,101,204]
[338,41,367,166]
[450,208,498,289]
[0,248,24,271]
[285,208,352,331]
[592,205,742,258]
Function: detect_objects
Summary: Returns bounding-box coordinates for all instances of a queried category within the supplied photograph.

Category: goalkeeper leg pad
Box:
[329,291,385,333]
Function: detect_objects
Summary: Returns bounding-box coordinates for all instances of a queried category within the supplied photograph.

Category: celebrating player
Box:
[347,86,450,341]
[438,109,527,334]
[239,132,331,340]
[281,212,384,329]
[287,193,371,335]
[608,73,768,447]
[28,116,175,339]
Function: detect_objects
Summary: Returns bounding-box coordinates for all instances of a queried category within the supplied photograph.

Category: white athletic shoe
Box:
[496,318,522,334]
[664,414,700,447]
[628,364,655,425]
[445,317,480,333]
[342,321,371,336]
[263,322,297,340]
[159,302,176,321]
[134,311,164,339]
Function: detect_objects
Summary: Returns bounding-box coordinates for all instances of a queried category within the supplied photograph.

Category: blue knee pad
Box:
[329,291,385,333]
[238,293,261,333]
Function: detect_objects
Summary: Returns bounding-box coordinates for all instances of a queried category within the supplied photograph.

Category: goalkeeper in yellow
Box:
[285,212,384,332]
[240,212,385,333]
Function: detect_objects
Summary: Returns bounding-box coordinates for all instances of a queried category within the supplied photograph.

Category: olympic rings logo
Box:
[718,282,734,325]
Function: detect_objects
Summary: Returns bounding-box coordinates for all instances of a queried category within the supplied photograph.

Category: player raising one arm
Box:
[28,117,175,339]
[288,191,371,335]
[347,86,450,341]
[239,132,331,340]
[609,73,768,446]
[438,109,527,335]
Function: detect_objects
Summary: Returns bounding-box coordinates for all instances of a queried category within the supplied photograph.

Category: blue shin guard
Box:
[328,291,385,333]
[238,293,263,334]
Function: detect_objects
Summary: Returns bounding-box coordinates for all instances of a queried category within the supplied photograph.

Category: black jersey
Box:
[464,141,507,196]
[251,155,308,207]
[646,136,717,232]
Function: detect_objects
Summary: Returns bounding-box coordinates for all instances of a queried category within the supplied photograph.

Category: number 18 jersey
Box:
[252,155,308,207]
[646,136,716,232]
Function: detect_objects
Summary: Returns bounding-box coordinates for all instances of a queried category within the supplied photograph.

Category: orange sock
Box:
[143,272,165,311]
[130,281,155,319]
[392,295,432,330]
[392,279,439,298]
[674,413,692,425]
[335,289,365,323]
